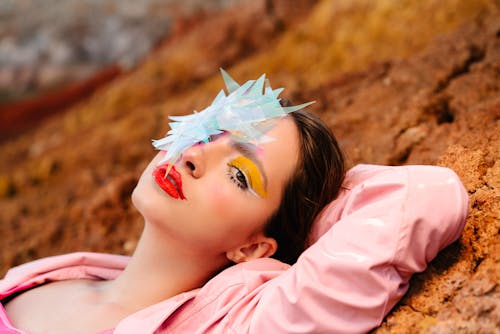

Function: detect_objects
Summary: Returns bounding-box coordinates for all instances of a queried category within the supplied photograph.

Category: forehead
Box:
[257,117,300,187]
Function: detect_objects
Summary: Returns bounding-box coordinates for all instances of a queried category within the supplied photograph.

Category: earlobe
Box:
[226,236,277,263]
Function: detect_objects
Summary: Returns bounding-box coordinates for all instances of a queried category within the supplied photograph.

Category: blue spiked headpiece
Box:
[152,69,314,166]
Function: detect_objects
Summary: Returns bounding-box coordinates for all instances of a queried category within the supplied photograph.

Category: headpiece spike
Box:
[220,68,240,94]
[250,74,266,96]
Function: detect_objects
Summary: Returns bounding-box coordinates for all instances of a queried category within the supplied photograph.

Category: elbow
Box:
[395,165,468,276]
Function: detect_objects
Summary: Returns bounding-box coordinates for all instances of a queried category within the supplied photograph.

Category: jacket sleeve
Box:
[239,165,468,334]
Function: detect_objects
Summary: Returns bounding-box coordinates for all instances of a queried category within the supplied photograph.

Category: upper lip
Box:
[152,164,186,200]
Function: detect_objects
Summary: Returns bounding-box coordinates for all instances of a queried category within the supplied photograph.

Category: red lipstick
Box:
[152,164,186,200]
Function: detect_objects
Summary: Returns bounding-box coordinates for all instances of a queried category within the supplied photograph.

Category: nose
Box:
[180,143,205,178]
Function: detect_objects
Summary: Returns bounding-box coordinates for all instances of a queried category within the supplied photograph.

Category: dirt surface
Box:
[0,0,498,332]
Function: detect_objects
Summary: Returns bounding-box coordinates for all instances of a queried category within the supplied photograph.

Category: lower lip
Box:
[152,165,186,200]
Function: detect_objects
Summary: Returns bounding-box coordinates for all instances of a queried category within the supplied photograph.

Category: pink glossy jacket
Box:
[0,165,468,334]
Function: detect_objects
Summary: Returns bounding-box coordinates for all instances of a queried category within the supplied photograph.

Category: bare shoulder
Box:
[4,279,123,334]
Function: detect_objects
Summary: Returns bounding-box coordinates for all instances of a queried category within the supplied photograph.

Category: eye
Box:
[195,131,227,146]
[226,156,267,198]
[207,130,228,143]
[227,166,249,190]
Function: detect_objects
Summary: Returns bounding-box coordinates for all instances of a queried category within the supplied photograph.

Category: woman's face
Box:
[132,116,300,256]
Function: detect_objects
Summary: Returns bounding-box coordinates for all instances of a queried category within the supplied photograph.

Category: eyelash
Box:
[227,165,249,191]
[196,132,226,146]
[208,131,227,143]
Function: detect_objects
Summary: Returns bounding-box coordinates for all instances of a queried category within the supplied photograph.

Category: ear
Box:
[226,234,277,264]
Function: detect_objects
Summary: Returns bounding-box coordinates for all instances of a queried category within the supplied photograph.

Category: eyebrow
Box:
[229,140,268,189]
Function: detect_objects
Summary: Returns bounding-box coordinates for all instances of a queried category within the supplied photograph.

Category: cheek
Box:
[213,189,276,232]
[201,180,262,233]
[205,182,235,219]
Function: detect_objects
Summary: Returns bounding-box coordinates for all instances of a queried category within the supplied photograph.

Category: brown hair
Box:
[264,107,345,264]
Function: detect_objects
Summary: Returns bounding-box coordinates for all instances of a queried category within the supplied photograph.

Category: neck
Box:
[101,222,227,312]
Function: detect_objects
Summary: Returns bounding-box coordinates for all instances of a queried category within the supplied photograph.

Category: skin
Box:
[4,116,300,334]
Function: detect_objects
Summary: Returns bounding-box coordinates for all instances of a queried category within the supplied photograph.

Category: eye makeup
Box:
[230,141,268,184]
[228,156,268,198]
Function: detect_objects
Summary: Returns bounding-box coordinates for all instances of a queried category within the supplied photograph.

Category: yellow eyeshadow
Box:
[230,156,267,198]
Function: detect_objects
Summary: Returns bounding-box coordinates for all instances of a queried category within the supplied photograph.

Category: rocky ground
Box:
[0,0,498,332]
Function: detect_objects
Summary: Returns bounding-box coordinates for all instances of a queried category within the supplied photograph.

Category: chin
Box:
[131,177,157,216]
[131,175,176,228]
[130,185,141,210]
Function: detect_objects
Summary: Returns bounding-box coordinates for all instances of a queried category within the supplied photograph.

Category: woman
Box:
[1,71,347,333]
[0,71,468,334]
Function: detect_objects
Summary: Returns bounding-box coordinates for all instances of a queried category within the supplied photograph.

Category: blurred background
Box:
[0,0,498,332]
[0,0,241,138]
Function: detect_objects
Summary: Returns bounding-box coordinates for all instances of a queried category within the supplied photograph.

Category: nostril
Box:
[186,161,195,171]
